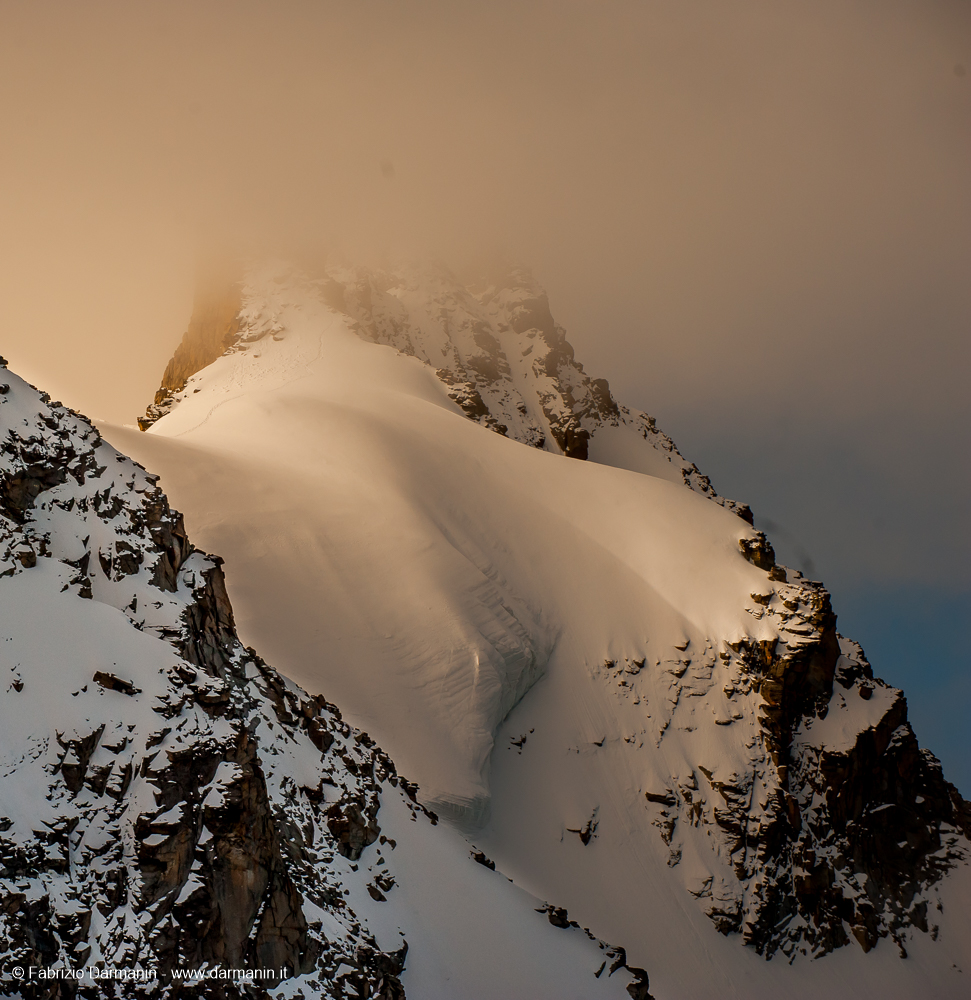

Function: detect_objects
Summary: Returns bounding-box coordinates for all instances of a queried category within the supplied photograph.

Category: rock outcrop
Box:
[677,535,971,958]
[600,524,971,961]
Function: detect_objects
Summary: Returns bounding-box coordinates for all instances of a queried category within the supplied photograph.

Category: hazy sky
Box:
[1,1,968,782]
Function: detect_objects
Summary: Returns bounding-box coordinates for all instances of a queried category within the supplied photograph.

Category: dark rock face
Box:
[0,364,409,998]
[748,636,971,959]
[138,726,311,979]
[138,282,242,430]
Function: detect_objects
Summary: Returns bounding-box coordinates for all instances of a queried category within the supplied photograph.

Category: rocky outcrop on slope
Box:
[631,532,971,960]
[0,362,412,997]
[736,608,971,959]
[530,903,653,1000]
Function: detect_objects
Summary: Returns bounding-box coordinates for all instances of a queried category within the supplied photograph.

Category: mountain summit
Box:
[139,263,751,523]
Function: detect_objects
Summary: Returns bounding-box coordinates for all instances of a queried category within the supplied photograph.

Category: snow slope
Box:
[0,362,645,999]
[108,263,971,997]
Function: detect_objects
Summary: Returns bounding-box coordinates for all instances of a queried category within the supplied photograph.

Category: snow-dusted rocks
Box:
[0,362,644,999]
[109,262,971,997]
[0,365,405,995]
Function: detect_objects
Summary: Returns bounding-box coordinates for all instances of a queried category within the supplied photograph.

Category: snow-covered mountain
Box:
[0,360,651,999]
[139,264,751,524]
[9,258,968,998]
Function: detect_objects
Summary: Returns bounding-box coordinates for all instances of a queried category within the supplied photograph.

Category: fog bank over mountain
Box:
[0,0,968,782]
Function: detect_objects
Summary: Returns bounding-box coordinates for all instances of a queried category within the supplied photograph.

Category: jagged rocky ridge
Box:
[0,361,650,999]
[133,263,971,966]
[0,362,413,997]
